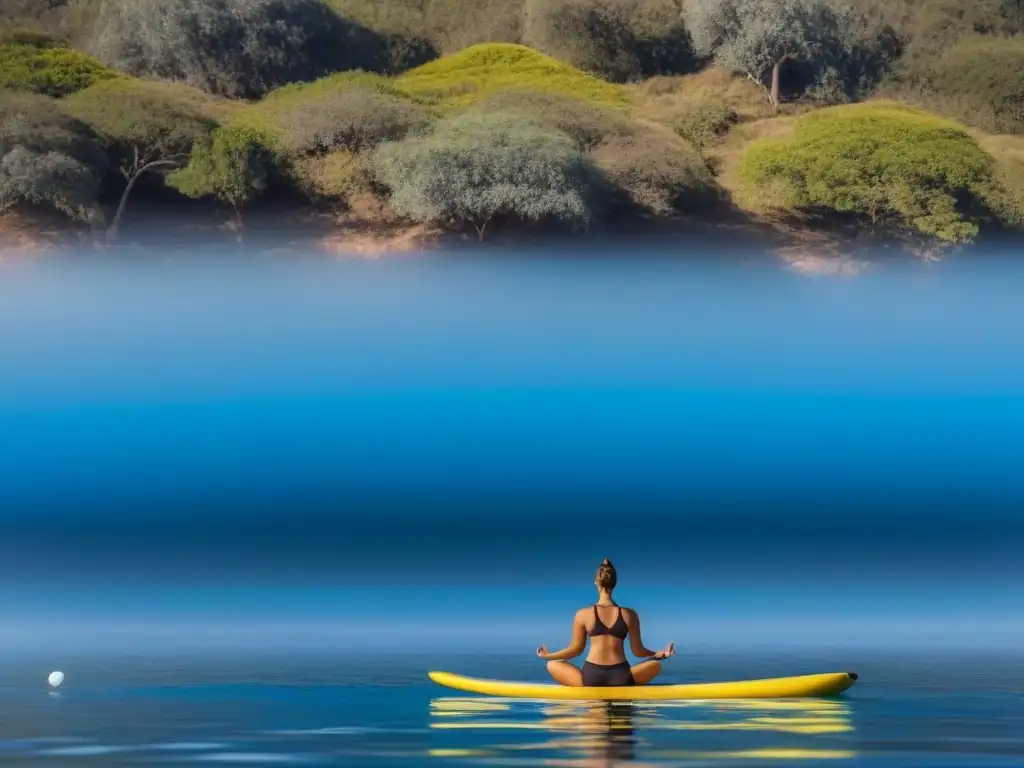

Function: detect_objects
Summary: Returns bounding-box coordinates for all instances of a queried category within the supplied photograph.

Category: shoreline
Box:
[3,203,1018,276]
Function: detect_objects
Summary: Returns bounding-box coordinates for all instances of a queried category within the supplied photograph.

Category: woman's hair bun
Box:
[596,558,618,589]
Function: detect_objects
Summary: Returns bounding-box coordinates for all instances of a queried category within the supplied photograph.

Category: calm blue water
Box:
[1,248,1023,763]
[1,650,1023,766]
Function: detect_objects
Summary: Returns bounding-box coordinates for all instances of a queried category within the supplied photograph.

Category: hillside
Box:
[1,0,1022,254]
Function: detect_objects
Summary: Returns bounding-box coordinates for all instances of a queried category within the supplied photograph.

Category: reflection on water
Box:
[429,696,854,765]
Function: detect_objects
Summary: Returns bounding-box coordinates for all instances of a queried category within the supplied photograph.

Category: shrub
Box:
[325,0,523,56]
[291,149,373,201]
[522,0,696,82]
[371,111,599,240]
[672,102,739,150]
[0,28,60,47]
[0,42,119,97]
[0,145,102,223]
[275,86,432,155]
[739,103,1009,242]
[168,124,275,237]
[0,89,106,223]
[63,79,219,240]
[883,35,1024,135]
[0,0,92,46]
[631,68,776,131]
[0,90,108,172]
[88,0,388,98]
[978,135,1024,230]
[592,124,721,216]
[522,0,643,82]
[470,89,630,150]
[259,70,425,109]
[397,43,631,109]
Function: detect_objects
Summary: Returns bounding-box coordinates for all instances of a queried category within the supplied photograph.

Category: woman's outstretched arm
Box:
[627,610,675,659]
[537,612,587,661]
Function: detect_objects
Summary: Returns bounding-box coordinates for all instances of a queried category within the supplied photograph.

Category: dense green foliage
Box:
[168,125,274,230]
[0,42,119,97]
[372,111,599,239]
[397,44,631,108]
[740,103,1015,241]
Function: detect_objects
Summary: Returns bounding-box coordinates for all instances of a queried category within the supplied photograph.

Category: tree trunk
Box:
[769,55,794,112]
[232,203,245,244]
[472,217,491,243]
[769,60,783,110]
[106,171,141,244]
[105,155,179,244]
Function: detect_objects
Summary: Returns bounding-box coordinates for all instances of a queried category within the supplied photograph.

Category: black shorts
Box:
[582,661,635,687]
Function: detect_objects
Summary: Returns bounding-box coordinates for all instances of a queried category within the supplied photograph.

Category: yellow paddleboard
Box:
[428,670,858,700]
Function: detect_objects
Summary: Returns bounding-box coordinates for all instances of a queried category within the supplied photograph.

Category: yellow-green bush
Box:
[397,43,631,109]
[0,42,120,97]
[740,102,1015,242]
[63,78,231,126]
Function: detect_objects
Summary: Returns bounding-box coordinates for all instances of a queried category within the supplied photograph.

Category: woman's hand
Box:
[536,644,550,660]
[653,642,675,660]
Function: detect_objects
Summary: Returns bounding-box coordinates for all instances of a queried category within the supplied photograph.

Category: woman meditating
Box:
[536,558,675,686]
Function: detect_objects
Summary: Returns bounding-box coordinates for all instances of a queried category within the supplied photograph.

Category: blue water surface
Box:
[1,650,1022,766]
[0,249,1022,763]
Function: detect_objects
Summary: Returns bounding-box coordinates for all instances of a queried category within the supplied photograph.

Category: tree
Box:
[684,0,865,109]
[372,112,598,241]
[167,124,272,241]
[64,81,216,242]
[88,0,386,98]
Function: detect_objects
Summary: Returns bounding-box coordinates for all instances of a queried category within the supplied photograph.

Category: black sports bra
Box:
[588,604,629,639]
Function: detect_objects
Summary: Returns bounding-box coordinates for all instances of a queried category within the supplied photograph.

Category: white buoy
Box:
[48,671,64,688]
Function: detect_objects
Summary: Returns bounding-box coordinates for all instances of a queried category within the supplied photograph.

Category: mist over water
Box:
[1,249,1022,652]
